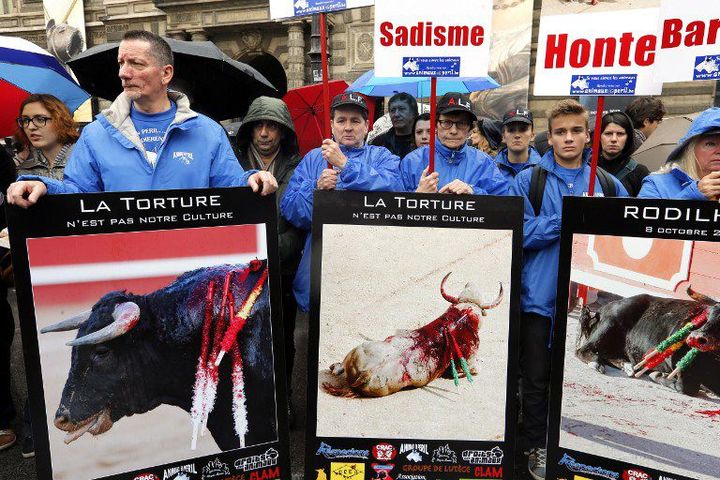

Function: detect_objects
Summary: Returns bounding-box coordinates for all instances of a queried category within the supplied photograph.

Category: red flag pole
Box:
[320,12,332,169]
[429,77,437,173]
[587,95,605,196]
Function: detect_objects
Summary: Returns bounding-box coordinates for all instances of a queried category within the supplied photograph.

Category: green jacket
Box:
[236,97,303,275]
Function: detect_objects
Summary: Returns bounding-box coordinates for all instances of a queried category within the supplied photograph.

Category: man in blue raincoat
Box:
[510,99,627,480]
[494,107,542,182]
[400,92,508,195]
[280,92,400,313]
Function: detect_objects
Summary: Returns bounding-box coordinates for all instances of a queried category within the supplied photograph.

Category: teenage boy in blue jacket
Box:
[280,93,400,312]
[400,92,508,195]
[8,30,276,207]
[510,99,627,480]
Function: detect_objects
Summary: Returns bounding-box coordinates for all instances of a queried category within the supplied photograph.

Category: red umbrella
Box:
[283,80,375,157]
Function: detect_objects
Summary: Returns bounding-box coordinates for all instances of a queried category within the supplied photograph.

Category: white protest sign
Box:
[270,0,374,20]
[374,0,493,78]
[654,0,720,82]
[534,4,663,96]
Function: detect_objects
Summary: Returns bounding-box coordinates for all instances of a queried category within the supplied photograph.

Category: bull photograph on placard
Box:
[8,189,289,480]
[306,191,522,480]
[547,197,720,480]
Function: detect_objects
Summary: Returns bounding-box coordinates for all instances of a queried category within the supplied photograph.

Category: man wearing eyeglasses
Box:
[399,92,508,195]
[494,108,542,183]
[7,30,277,208]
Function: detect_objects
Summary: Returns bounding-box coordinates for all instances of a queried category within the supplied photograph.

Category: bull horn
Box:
[459,283,504,311]
[40,310,92,333]
[440,272,459,304]
[687,285,716,305]
[66,302,140,347]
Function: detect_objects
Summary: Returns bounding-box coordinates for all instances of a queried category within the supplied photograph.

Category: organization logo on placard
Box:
[373,443,398,461]
[330,462,365,480]
[402,57,460,77]
[431,444,457,463]
[316,442,370,459]
[371,463,395,479]
[694,55,720,80]
[247,466,280,480]
[202,458,230,479]
[623,469,652,480]
[400,443,429,463]
[163,463,198,480]
[397,475,426,480]
[234,448,280,472]
[570,74,637,96]
[133,474,160,480]
[461,446,504,465]
[472,466,503,478]
[557,454,620,480]
[294,0,347,16]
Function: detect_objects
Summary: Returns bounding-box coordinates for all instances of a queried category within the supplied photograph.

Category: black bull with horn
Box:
[40,260,277,450]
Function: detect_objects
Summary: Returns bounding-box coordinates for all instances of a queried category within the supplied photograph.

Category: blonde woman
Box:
[638,108,720,200]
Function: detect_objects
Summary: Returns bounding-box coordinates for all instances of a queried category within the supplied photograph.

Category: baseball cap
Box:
[436,92,477,122]
[502,108,533,126]
[331,92,368,113]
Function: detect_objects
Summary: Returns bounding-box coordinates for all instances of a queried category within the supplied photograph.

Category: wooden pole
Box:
[587,95,605,196]
[429,77,437,173]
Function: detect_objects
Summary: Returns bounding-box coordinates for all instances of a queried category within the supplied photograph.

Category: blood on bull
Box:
[41,260,277,450]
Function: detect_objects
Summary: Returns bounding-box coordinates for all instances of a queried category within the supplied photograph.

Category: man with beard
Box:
[235,96,303,424]
[400,92,508,195]
[281,93,400,313]
[8,30,276,206]
[371,92,418,158]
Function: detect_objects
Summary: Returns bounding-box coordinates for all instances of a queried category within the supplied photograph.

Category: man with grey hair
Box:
[8,30,276,206]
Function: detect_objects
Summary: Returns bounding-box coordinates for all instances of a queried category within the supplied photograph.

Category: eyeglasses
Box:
[16,115,52,129]
[438,119,471,130]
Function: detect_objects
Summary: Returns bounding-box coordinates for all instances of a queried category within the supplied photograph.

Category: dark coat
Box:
[370,128,415,159]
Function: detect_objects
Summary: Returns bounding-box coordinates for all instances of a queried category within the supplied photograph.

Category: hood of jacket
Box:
[98,91,198,152]
[667,107,720,163]
[236,96,298,158]
[598,111,637,173]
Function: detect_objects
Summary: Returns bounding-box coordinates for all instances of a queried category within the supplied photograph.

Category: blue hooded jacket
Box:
[494,146,542,183]
[400,139,508,194]
[638,107,720,200]
[18,92,253,192]
[511,148,628,320]
[280,144,401,311]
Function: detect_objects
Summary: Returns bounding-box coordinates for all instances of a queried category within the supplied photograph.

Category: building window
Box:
[0,0,15,15]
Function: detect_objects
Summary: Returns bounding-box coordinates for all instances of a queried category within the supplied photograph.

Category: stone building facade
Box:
[0,0,715,126]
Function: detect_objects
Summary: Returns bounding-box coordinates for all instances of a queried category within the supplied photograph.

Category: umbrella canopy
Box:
[0,35,90,137]
[283,80,377,157]
[633,112,701,173]
[67,38,277,121]
[346,69,500,97]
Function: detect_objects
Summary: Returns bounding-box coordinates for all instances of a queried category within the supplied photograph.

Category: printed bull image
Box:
[575,286,720,397]
[322,273,503,398]
[40,260,277,452]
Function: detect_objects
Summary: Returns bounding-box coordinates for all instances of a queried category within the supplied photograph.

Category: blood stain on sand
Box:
[696,409,720,421]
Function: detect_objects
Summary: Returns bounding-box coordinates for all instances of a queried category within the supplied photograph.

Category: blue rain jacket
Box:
[280,144,401,311]
[400,139,509,195]
[19,92,253,192]
[494,146,542,183]
[511,149,628,320]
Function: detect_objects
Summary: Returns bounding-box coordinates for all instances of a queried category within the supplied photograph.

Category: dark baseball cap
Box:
[436,92,476,122]
[503,108,533,126]
[331,92,368,113]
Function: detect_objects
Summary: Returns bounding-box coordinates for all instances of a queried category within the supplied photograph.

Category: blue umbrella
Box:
[0,35,89,136]
[346,69,500,97]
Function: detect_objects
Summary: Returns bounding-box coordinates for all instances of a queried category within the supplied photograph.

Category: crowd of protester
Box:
[3,29,720,480]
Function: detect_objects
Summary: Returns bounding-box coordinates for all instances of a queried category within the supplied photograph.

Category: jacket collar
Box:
[496,146,540,168]
[434,138,467,164]
[538,148,591,174]
[669,165,695,186]
[98,91,199,151]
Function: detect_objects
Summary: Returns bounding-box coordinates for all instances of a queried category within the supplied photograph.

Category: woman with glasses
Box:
[638,108,720,200]
[399,92,508,195]
[14,94,79,180]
